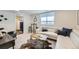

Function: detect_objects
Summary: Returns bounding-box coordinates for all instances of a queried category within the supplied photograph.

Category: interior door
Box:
[20,22,23,33]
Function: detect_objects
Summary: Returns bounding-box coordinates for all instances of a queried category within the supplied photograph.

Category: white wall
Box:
[54,10,77,29]
[19,13,32,33]
[0,11,16,32]
[1,10,78,33]
[76,11,79,30]
[76,25,79,30]
[30,15,41,27]
[31,10,78,30]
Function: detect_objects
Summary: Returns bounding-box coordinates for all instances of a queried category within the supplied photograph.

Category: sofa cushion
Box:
[55,35,76,49]
[70,30,79,48]
[38,32,57,40]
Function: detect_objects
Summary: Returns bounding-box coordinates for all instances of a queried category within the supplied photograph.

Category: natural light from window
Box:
[41,16,55,26]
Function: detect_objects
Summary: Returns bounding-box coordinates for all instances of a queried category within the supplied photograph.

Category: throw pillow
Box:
[57,30,67,36]
[42,29,48,32]
[63,27,72,37]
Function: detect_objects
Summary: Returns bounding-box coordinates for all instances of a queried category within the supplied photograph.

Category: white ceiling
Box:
[0,10,52,15]
[19,10,50,14]
[1,10,51,14]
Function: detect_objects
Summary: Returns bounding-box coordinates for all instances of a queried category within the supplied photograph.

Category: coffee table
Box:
[20,33,52,49]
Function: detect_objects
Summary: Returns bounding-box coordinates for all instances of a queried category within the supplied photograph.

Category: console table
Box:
[0,34,15,49]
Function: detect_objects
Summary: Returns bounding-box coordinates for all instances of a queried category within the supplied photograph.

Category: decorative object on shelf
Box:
[31,23,37,33]
[28,26,32,33]
[0,19,2,21]
[0,15,4,17]
[4,18,7,20]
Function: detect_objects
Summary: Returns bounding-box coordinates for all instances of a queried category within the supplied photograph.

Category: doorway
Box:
[16,16,24,34]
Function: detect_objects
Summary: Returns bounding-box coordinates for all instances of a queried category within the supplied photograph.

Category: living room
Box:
[1,0,79,59]
[0,10,79,49]
[15,10,79,49]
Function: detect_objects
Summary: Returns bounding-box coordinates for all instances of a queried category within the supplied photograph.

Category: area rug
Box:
[20,39,52,49]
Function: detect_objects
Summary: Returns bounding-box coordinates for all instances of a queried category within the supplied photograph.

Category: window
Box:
[41,16,55,26]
